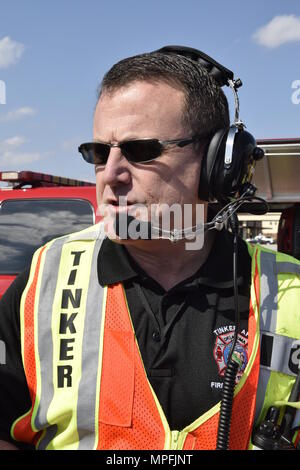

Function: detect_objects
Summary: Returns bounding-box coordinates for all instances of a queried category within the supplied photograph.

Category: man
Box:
[0,49,299,450]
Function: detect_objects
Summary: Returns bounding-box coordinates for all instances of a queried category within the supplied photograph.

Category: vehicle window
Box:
[0,199,94,274]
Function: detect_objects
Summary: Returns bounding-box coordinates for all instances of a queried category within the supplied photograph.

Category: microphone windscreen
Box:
[114,214,153,240]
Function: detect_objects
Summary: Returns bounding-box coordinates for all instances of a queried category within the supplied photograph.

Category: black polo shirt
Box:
[99,229,251,430]
[0,228,251,446]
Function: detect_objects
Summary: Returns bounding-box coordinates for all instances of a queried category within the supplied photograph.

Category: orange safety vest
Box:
[11,224,300,450]
[97,280,259,450]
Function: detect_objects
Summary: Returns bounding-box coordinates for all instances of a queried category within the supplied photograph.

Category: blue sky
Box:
[0,0,299,181]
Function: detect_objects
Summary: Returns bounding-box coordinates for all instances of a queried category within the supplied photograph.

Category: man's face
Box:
[93,80,204,238]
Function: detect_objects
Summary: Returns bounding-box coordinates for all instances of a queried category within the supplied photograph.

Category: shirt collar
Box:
[98,237,137,286]
[97,229,251,289]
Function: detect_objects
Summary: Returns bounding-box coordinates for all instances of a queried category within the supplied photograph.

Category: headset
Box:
[154,45,265,204]
[153,45,267,450]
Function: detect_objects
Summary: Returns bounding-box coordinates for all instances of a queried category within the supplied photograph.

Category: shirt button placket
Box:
[152,331,161,342]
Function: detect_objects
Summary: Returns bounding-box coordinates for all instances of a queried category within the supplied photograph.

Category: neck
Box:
[125,230,216,291]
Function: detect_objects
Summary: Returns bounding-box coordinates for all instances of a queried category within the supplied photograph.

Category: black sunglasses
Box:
[78,136,201,166]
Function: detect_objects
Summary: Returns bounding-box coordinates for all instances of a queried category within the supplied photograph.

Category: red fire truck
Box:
[0,171,98,298]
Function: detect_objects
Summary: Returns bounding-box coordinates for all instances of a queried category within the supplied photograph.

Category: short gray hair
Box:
[97,51,230,137]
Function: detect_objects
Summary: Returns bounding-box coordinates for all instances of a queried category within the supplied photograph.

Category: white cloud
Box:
[0,135,43,167]
[0,36,25,68]
[0,136,27,150]
[0,151,42,166]
[253,15,300,48]
[0,106,37,122]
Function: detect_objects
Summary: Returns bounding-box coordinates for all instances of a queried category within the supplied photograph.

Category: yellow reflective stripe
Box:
[177,431,190,450]
[45,240,95,450]
[273,400,300,410]
[249,245,276,427]
[94,286,107,450]
[272,250,300,339]
[169,430,183,449]
[262,372,297,419]
[276,272,300,339]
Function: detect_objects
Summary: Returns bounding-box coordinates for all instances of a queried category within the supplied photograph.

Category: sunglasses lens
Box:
[121,140,162,162]
[79,143,110,165]
[79,139,164,165]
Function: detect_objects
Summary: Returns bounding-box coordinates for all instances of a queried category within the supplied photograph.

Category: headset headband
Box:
[154,45,235,88]
[154,45,244,127]
[152,45,264,202]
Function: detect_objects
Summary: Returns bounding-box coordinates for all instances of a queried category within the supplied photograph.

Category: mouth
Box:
[108,199,134,204]
[105,198,135,212]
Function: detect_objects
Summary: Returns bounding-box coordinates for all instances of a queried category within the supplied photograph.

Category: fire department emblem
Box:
[213,331,248,382]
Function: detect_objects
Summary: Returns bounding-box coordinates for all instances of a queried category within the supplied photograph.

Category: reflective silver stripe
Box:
[77,238,105,450]
[275,262,300,276]
[37,424,58,450]
[254,368,271,423]
[67,223,106,242]
[259,251,278,333]
[34,237,67,449]
[254,250,278,424]
[260,332,300,377]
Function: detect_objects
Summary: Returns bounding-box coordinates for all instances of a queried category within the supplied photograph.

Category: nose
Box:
[101,146,131,188]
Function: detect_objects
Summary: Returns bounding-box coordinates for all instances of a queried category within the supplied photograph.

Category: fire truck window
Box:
[0,199,94,274]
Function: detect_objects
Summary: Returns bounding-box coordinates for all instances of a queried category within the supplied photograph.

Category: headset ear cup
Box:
[198,128,229,201]
[222,129,256,199]
[199,127,256,203]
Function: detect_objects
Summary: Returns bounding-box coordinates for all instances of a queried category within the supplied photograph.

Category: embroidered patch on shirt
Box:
[213,328,248,383]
